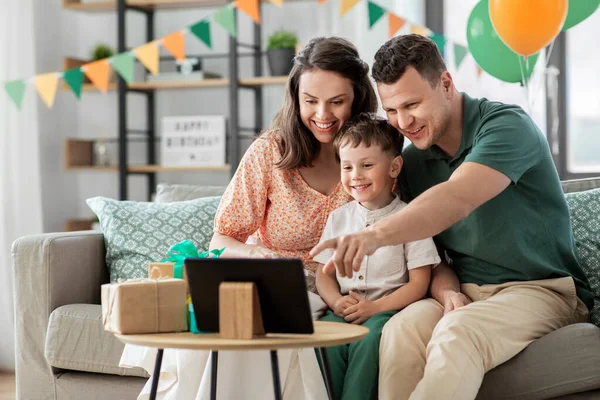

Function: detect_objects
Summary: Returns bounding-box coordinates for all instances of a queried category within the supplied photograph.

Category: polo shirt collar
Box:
[425,92,480,161]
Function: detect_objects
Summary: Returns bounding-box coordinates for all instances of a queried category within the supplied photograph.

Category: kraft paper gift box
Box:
[101,278,188,334]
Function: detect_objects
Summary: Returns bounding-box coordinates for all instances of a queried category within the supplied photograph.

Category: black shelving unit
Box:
[116,0,264,200]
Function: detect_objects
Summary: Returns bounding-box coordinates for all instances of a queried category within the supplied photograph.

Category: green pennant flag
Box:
[190,20,212,49]
[430,33,446,59]
[453,43,468,70]
[367,1,386,29]
[111,52,135,84]
[214,6,236,37]
[63,67,84,99]
[4,80,26,110]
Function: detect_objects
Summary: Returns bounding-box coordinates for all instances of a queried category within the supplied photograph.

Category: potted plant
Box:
[266,30,298,76]
[90,43,115,62]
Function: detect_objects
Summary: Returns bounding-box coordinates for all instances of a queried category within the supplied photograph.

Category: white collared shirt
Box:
[313,196,441,301]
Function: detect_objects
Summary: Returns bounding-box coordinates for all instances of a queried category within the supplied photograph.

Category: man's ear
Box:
[390,155,403,179]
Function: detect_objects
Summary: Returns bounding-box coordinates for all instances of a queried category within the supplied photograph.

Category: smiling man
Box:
[309,34,593,400]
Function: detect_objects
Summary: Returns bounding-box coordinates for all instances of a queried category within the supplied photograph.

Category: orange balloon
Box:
[489,0,568,56]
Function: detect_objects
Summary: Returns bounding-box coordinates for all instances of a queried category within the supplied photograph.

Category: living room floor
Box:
[0,374,15,399]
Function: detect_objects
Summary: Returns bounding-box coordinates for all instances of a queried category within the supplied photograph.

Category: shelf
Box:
[62,0,230,12]
[129,79,230,90]
[65,164,231,172]
[240,76,288,86]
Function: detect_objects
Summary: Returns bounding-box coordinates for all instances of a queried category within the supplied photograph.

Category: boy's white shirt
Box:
[313,195,441,301]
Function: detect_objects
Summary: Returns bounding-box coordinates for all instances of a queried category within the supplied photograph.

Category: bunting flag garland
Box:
[388,13,406,38]
[83,60,111,93]
[341,0,361,16]
[214,6,237,37]
[162,31,186,61]
[190,20,212,48]
[4,80,26,110]
[111,52,136,83]
[318,0,327,3]
[236,0,261,23]
[63,68,84,99]
[410,24,432,36]
[454,43,469,70]
[134,42,160,76]
[269,0,283,7]
[34,73,60,108]
[367,1,386,28]
[430,33,447,59]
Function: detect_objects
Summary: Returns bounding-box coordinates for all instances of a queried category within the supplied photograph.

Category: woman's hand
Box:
[332,295,359,318]
[248,245,282,259]
[342,291,380,325]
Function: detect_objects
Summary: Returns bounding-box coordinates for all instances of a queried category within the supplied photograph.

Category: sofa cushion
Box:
[87,196,220,281]
[565,188,600,326]
[156,183,227,203]
[478,323,600,399]
[45,304,148,378]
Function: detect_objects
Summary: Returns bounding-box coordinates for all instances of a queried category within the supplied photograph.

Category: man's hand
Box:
[441,290,472,315]
[310,230,379,278]
[332,295,359,318]
[343,291,379,325]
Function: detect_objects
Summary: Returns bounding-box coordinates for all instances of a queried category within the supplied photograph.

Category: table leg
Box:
[318,347,336,400]
[270,350,282,400]
[149,348,164,400]
[211,351,219,400]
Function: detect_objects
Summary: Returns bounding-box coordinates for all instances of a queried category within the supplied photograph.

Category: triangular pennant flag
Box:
[214,6,236,37]
[4,80,26,110]
[134,42,160,75]
[190,20,212,49]
[430,33,447,59]
[162,31,185,61]
[236,0,260,23]
[34,73,59,108]
[388,13,406,38]
[341,0,360,16]
[318,0,327,3]
[83,60,111,93]
[454,43,468,70]
[410,24,431,36]
[111,52,135,83]
[63,68,84,99]
[368,1,386,28]
[269,0,283,6]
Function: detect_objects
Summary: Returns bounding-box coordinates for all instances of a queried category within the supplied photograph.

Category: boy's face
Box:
[339,142,403,210]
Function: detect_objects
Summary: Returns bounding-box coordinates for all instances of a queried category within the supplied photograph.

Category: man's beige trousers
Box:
[378,277,589,400]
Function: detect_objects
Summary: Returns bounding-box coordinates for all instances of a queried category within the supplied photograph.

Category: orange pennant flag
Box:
[34,73,60,108]
[269,0,283,6]
[410,24,431,36]
[318,0,327,3]
[83,60,111,93]
[388,13,406,38]
[236,0,260,23]
[134,42,159,75]
[341,0,360,16]
[162,31,185,61]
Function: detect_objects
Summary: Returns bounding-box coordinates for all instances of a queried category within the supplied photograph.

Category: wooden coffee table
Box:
[115,321,369,400]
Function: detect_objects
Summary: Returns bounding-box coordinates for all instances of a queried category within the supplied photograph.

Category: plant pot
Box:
[267,48,295,77]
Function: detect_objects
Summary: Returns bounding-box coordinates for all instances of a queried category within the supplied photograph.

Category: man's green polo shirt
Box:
[398,93,593,309]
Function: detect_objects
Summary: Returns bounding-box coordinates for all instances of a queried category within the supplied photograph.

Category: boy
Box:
[312,113,440,400]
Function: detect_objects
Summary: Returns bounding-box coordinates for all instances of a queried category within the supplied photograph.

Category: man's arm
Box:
[311,162,511,277]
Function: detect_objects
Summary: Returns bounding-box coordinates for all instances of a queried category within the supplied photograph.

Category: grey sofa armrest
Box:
[12,231,108,400]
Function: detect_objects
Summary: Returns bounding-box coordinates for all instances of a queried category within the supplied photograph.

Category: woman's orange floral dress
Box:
[214,131,352,273]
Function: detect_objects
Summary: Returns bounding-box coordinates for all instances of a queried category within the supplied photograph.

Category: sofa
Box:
[12,179,600,400]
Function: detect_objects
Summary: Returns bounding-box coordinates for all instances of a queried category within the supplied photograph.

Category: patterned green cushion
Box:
[565,188,600,326]
[87,196,221,282]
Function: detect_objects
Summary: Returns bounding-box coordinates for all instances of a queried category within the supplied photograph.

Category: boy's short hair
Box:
[334,112,404,161]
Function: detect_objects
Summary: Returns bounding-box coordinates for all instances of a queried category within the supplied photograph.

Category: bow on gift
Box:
[160,240,224,279]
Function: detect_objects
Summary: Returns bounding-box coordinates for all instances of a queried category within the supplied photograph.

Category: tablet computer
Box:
[184,258,314,334]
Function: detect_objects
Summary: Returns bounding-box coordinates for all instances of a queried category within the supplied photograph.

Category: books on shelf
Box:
[161,115,227,167]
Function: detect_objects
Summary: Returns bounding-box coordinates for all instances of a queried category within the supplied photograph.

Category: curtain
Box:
[0,1,44,372]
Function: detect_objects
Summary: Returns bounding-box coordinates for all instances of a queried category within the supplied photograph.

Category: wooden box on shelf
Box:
[64,138,94,169]
[64,218,97,232]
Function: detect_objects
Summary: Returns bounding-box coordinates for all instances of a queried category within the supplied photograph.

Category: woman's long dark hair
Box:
[269,37,378,169]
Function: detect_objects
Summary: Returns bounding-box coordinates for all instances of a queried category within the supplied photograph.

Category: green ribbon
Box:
[160,240,224,279]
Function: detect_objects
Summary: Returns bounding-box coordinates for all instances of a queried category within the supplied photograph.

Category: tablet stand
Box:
[219,282,265,339]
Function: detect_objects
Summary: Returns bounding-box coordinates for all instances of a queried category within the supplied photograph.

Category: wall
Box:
[35,0,425,232]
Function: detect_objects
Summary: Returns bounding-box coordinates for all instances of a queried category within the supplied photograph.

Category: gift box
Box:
[101,278,188,334]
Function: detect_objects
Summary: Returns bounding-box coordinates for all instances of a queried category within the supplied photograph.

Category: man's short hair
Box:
[334,113,404,161]
[372,34,447,87]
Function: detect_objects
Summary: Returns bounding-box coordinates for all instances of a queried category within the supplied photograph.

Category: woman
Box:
[121,36,377,400]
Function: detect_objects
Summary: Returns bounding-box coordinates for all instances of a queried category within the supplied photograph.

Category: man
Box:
[310,34,593,400]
